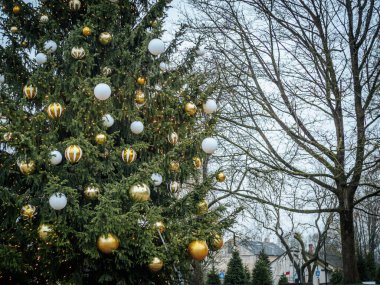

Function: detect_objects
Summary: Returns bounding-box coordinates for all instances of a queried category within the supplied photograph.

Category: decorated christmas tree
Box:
[0,1,229,283]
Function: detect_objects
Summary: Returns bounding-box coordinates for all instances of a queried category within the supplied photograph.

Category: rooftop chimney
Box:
[308,244,314,255]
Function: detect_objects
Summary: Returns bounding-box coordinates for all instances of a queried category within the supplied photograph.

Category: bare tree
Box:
[186,0,380,283]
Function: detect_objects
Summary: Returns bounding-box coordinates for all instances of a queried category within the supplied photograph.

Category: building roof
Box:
[239,239,285,256]
[317,252,343,269]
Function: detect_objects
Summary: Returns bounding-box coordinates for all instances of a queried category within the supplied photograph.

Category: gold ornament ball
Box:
[135,90,145,104]
[38,224,54,241]
[71,47,86,59]
[137,77,146,85]
[169,181,180,193]
[149,20,158,28]
[3,132,13,142]
[97,233,120,254]
[84,186,100,200]
[129,183,150,202]
[23,85,37,99]
[211,234,224,250]
[10,26,18,33]
[169,161,180,172]
[65,145,83,163]
[121,147,137,163]
[47,103,64,119]
[197,200,208,215]
[99,32,112,45]
[148,257,164,272]
[167,132,178,145]
[21,41,28,47]
[68,0,81,11]
[216,171,226,182]
[95,133,107,145]
[82,26,92,37]
[193,157,203,169]
[13,5,21,14]
[19,161,35,175]
[101,67,112,76]
[188,240,209,261]
[21,204,36,219]
[154,221,165,233]
[184,102,197,116]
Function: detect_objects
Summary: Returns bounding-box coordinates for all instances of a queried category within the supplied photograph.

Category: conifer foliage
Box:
[251,250,273,285]
[224,250,246,285]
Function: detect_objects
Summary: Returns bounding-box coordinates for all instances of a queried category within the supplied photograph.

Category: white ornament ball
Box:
[94,83,111,101]
[102,114,114,128]
[40,15,49,23]
[203,99,217,114]
[151,173,163,186]
[148,39,165,56]
[201,137,218,154]
[49,193,67,210]
[159,62,169,71]
[0,75,4,83]
[43,40,57,53]
[35,53,47,64]
[50,150,63,165]
[130,121,144,134]
[196,47,206,56]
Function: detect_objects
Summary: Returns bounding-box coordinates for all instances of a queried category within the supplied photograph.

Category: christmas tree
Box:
[0,1,229,284]
[224,250,246,285]
[251,250,273,285]
[206,265,221,285]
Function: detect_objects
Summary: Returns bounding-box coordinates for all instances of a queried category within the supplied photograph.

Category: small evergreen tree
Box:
[251,250,273,285]
[224,250,246,285]
[207,266,221,285]
[330,269,343,285]
[244,265,251,285]
[278,274,288,285]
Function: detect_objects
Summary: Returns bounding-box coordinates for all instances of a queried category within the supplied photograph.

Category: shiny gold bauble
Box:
[135,90,145,104]
[21,204,36,219]
[38,224,54,241]
[197,200,208,215]
[169,181,180,193]
[184,102,197,116]
[82,26,92,37]
[154,221,165,233]
[193,157,203,169]
[3,132,13,142]
[71,47,86,59]
[169,161,180,172]
[211,234,224,250]
[95,133,107,145]
[101,66,112,76]
[188,240,209,261]
[149,20,158,28]
[68,0,81,11]
[19,161,35,175]
[167,132,178,145]
[129,183,150,202]
[47,103,64,119]
[64,145,82,163]
[23,85,37,99]
[84,186,100,200]
[13,5,21,14]
[216,171,226,182]
[121,147,137,163]
[99,32,112,45]
[137,77,146,85]
[148,257,163,272]
[97,233,120,254]
[21,41,28,47]
[10,26,18,33]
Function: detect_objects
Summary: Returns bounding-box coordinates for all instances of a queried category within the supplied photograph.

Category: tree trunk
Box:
[340,209,360,284]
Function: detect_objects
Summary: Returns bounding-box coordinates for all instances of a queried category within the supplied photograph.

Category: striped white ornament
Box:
[65,145,82,163]
[47,103,64,119]
[23,85,37,99]
[121,148,137,163]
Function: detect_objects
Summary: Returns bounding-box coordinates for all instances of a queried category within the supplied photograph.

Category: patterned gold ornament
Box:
[169,181,180,193]
[169,161,180,172]
[188,240,209,261]
[99,32,112,45]
[19,161,35,175]
[211,234,224,250]
[97,233,120,254]
[148,257,163,272]
[40,15,49,23]
[10,26,18,33]
[82,26,92,37]
[84,186,100,200]
[137,77,146,85]
[121,147,137,163]
[154,221,165,233]
[95,134,107,145]
[197,200,208,215]
[3,132,13,142]
[21,204,36,219]
[216,171,226,182]
[47,103,64,119]
[71,47,86,59]
[184,102,197,116]
[129,183,150,202]
[21,41,28,47]
[38,224,54,241]
[65,145,82,163]
[193,157,203,169]
[68,0,81,11]
[135,90,145,104]
[13,5,21,14]
[23,85,37,99]
[167,132,178,145]
[101,67,112,76]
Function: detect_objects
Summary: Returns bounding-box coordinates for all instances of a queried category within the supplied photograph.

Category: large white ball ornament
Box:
[130,121,144,134]
[151,173,163,186]
[49,193,67,210]
[203,99,217,114]
[148,39,165,56]
[50,150,63,165]
[201,137,218,154]
[43,40,57,53]
[94,83,111,101]
[102,114,114,128]
[0,75,4,83]
[35,53,47,64]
